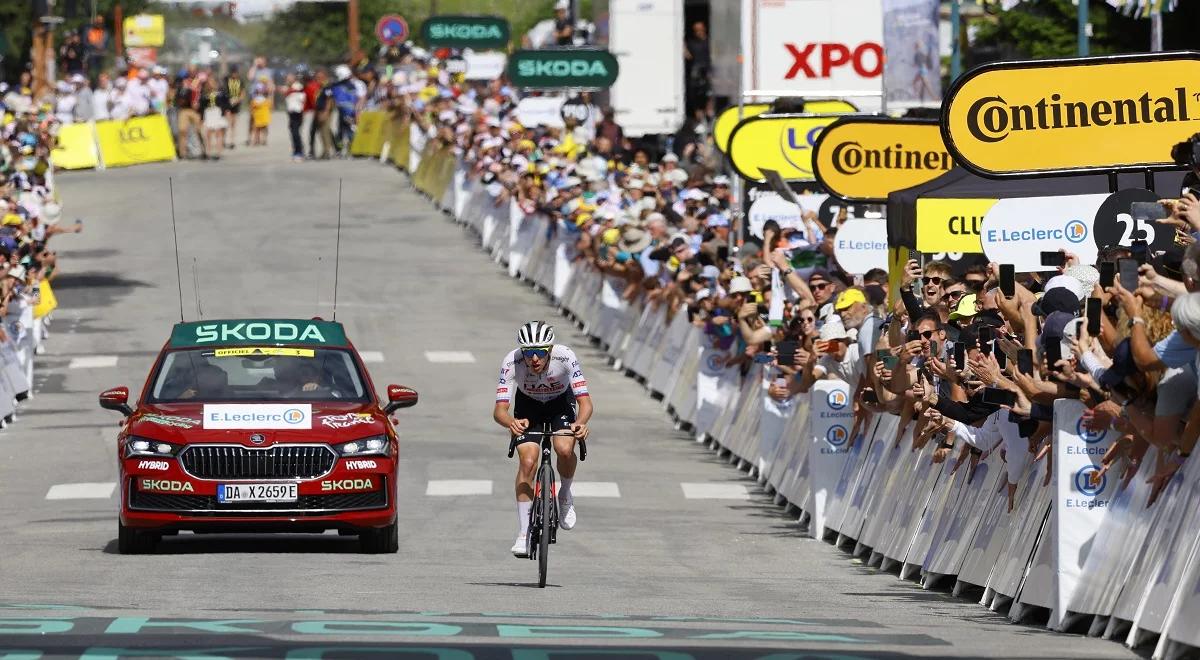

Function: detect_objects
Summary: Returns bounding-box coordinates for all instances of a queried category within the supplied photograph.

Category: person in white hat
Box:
[777,316,862,397]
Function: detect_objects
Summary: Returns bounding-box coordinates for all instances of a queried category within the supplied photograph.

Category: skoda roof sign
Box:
[507,49,619,90]
[420,15,509,50]
[943,51,1200,177]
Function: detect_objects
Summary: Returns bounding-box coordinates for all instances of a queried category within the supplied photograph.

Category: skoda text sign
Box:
[727,113,855,183]
[421,15,509,50]
[943,52,1200,177]
[507,49,619,90]
[813,117,952,202]
[741,0,883,98]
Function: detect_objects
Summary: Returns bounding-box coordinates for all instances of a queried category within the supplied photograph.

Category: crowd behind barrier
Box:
[345,83,1200,657]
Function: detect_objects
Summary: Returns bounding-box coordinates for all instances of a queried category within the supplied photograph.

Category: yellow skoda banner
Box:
[813,118,952,202]
[728,113,854,182]
[123,14,165,48]
[914,198,998,254]
[943,52,1200,176]
[350,110,387,157]
[50,122,99,170]
[95,115,176,168]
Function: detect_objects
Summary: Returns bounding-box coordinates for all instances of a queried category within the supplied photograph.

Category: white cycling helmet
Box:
[517,321,555,348]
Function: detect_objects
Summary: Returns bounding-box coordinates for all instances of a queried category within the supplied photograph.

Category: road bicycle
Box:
[508,423,587,588]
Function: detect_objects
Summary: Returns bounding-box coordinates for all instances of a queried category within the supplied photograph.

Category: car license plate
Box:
[218,483,298,503]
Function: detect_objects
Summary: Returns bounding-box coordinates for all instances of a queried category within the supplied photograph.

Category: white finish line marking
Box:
[424,351,476,364]
[358,351,385,363]
[571,481,621,498]
[68,355,118,369]
[46,482,116,500]
[681,483,750,500]
[426,480,493,496]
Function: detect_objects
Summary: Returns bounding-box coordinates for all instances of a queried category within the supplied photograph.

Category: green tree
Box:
[1,0,151,82]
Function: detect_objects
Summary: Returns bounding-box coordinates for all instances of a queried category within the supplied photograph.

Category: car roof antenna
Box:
[169,177,185,322]
[192,258,203,320]
[332,178,343,322]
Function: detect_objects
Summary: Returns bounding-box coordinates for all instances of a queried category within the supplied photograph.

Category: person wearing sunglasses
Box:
[493,321,593,557]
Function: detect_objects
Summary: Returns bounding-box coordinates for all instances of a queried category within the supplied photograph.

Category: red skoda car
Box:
[99,318,417,554]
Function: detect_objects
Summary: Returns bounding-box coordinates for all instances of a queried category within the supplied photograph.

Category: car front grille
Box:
[128,480,388,515]
[180,445,337,480]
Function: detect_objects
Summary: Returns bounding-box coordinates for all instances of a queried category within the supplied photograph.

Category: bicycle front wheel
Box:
[538,465,552,588]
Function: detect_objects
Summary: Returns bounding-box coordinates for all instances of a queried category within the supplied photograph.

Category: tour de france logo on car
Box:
[826,424,850,447]
[1075,418,1108,444]
[827,389,849,410]
[1074,465,1106,497]
[1065,219,1088,244]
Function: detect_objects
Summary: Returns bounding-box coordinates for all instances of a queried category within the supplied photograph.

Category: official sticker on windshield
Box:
[213,347,315,358]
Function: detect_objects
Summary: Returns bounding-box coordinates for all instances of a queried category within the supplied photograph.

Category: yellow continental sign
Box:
[914,198,998,253]
[95,115,175,167]
[813,118,952,202]
[123,14,165,48]
[213,347,315,358]
[50,121,98,170]
[715,100,857,154]
[943,52,1200,176]
[350,110,387,157]
[728,113,854,182]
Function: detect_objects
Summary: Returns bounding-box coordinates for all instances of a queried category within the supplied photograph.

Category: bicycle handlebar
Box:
[506,431,588,461]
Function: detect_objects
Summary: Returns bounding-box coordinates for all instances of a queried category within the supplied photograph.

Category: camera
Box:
[1170,133,1200,168]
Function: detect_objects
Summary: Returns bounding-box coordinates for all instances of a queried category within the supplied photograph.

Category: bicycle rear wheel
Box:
[538,465,552,588]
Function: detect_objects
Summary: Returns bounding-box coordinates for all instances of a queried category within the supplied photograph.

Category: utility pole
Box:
[1077,0,1089,56]
[348,0,359,58]
[1150,5,1163,52]
[949,0,961,81]
[32,0,64,101]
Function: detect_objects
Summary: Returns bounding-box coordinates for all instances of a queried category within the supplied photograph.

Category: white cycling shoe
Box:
[559,494,577,530]
[511,534,529,557]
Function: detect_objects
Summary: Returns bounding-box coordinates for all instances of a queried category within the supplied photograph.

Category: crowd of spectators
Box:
[359,46,1200,515]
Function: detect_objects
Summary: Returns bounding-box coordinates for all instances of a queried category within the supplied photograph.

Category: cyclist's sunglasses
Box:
[521,346,552,359]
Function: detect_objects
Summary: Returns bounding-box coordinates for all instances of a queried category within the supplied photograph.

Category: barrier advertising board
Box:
[421,15,509,50]
[943,52,1200,177]
[741,0,884,98]
[980,194,1108,271]
[507,49,619,90]
[914,197,997,254]
[94,115,176,167]
[832,218,889,274]
[813,117,951,202]
[808,380,854,539]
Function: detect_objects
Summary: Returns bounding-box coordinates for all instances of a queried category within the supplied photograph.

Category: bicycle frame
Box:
[506,423,586,587]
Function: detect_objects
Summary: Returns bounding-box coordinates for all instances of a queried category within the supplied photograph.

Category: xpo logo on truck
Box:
[785,42,883,80]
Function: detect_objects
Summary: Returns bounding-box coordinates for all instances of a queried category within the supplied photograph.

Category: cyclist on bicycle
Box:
[493,321,592,557]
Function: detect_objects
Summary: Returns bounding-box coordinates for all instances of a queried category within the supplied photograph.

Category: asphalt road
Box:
[0,118,1139,659]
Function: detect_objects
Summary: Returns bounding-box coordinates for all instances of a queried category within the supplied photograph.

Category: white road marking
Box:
[46,482,116,500]
[681,482,750,500]
[570,481,621,498]
[68,355,118,369]
[423,351,476,364]
[358,351,385,363]
[426,479,493,496]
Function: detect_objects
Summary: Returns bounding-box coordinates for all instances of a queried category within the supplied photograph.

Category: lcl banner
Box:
[728,113,855,182]
[943,52,1200,176]
[813,117,952,202]
[740,0,884,98]
[714,100,857,154]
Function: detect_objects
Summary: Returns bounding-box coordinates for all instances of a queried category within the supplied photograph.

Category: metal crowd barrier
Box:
[410,156,1200,660]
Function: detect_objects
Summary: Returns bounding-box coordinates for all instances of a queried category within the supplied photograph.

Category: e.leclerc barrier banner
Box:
[812,117,952,202]
[727,111,857,182]
[943,52,1200,176]
[94,114,176,167]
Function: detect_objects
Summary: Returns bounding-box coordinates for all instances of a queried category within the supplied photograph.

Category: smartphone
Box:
[862,389,879,405]
[979,326,995,343]
[906,329,919,342]
[994,342,1008,370]
[882,355,899,370]
[1099,261,1116,289]
[1130,239,1148,265]
[1046,340,1063,370]
[1130,201,1170,221]
[777,340,798,367]
[716,245,730,261]
[999,264,1015,299]
[1086,297,1102,336]
[1017,349,1034,376]
[928,339,938,357]
[1040,251,1066,267]
[1118,258,1140,292]
[754,353,774,364]
[953,341,965,370]
[981,387,1017,407]
[874,348,891,361]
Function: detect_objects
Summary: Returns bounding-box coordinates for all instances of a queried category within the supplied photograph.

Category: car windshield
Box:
[147,347,368,403]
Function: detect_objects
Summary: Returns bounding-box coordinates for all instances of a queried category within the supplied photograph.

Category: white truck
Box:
[606,0,685,137]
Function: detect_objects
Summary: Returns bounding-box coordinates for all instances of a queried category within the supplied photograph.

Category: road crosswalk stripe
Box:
[358,351,385,363]
[423,351,476,363]
[680,482,750,500]
[45,482,116,500]
[570,481,621,498]
[68,356,118,369]
[426,479,493,496]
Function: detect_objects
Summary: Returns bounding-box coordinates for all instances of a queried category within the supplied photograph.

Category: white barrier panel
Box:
[985,456,1050,609]
[923,452,1005,585]
[805,380,854,539]
[837,414,896,545]
[694,347,737,436]
[759,370,795,479]
[1158,462,1200,657]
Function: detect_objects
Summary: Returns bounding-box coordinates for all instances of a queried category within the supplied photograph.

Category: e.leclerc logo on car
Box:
[284,408,305,425]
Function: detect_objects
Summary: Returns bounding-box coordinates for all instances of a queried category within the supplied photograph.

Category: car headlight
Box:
[124,436,182,459]
[335,435,391,457]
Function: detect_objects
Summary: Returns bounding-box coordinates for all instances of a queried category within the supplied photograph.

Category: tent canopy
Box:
[886,168,1189,250]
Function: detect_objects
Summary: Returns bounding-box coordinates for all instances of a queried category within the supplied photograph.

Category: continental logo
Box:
[141,479,193,492]
[321,478,375,492]
[965,87,1193,143]
[830,141,951,175]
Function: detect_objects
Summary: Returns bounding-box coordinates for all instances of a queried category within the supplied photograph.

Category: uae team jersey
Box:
[496,345,589,403]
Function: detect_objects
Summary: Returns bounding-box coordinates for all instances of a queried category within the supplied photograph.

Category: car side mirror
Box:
[99,386,133,416]
[384,384,418,415]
